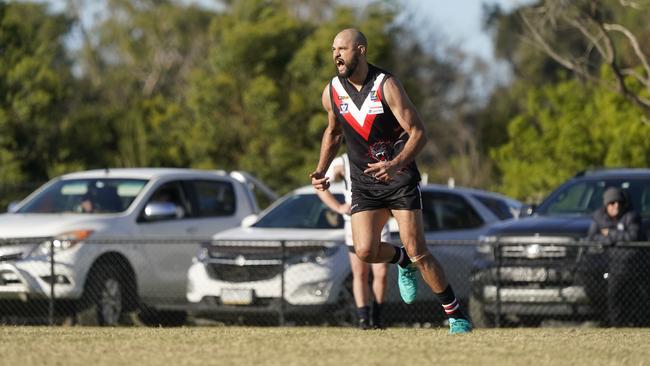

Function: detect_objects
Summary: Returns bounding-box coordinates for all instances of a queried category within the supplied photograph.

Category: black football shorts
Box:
[350,183,422,215]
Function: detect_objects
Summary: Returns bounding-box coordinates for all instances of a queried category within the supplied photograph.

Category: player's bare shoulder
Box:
[384,75,420,118]
[382,76,409,106]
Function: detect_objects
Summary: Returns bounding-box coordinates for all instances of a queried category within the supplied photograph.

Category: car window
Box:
[253,194,344,229]
[421,192,483,231]
[539,178,650,216]
[641,185,650,216]
[17,179,147,214]
[472,194,513,220]
[192,180,236,217]
[143,181,191,220]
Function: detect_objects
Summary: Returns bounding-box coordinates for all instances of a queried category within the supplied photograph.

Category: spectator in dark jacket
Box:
[588,187,641,245]
[588,187,646,326]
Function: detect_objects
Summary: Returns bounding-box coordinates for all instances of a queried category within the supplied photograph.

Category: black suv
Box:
[470,169,650,326]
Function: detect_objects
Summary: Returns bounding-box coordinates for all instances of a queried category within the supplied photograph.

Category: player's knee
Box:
[355,248,374,262]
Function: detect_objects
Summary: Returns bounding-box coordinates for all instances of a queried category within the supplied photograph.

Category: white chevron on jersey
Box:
[331,73,386,127]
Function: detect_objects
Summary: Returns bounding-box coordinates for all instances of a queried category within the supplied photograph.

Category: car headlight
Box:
[477,235,497,260]
[194,247,210,263]
[29,230,94,258]
[287,245,340,265]
[478,235,497,243]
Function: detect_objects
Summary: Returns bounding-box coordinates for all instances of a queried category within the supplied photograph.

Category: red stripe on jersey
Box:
[331,83,376,141]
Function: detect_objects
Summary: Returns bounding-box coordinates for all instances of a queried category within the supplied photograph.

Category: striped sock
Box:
[435,285,467,320]
[442,299,461,318]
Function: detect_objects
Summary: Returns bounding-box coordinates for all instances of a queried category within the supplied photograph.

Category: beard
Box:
[337,54,359,78]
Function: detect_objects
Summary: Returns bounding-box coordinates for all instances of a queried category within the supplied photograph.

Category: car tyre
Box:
[77,266,130,326]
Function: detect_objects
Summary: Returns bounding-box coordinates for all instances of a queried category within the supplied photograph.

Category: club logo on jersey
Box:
[339,103,349,114]
[369,140,394,162]
[370,90,378,101]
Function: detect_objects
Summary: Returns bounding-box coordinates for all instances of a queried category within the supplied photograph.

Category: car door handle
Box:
[186,227,199,235]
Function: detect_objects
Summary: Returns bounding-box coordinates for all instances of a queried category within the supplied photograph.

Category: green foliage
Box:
[482,0,650,201]
[0,2,73,183]
[0,0,470,202]
[492,72,650,202]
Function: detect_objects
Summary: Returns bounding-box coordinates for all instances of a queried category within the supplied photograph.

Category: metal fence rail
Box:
[1,237,649,328]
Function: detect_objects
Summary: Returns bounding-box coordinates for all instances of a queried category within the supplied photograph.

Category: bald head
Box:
[334,28,368,48]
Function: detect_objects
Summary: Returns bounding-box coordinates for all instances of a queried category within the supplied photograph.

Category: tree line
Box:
[1,0,649,207]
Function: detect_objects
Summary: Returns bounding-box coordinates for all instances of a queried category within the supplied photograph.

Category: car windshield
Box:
[471,194,517,220]
[536,178,650,217]
[253,193,344,229]
[17,178,148,214]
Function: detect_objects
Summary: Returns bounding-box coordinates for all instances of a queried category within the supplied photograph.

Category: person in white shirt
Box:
[316,153,391,329]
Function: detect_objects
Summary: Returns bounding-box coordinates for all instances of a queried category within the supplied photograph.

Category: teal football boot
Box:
[449,318,473,334]
[397,263,418,304]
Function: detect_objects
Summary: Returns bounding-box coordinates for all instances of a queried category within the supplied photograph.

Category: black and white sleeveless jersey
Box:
[329,64,420,190]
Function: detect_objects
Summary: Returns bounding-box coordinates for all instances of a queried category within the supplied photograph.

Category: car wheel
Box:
[328,277,356,326]
[469,294,494,328]
[77,266,129,326]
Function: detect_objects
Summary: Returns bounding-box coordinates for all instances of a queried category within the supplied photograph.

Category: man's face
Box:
[606,201,620,218]
[332,34,362,78]
[81,198,94,213]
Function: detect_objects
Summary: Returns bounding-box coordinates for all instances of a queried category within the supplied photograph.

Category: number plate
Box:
[221,288,254,305]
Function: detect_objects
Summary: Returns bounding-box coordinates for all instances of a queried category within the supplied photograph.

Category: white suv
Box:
[0,168,273,325]
[187,183,521,325]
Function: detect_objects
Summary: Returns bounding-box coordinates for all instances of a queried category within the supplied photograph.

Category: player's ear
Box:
[358,44,366,55]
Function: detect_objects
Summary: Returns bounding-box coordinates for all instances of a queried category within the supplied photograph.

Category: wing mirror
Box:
[143,202,178,221]
[241,214,258,227]
[7,201,20,213]
[519,204,537,217]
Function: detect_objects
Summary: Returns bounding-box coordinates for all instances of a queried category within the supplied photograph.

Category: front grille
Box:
[494,236,577,260]
[489,266,574,284]
[210,252,283,261]
[204,242,338,283]
[500,244,568,259]
[207,263,282,282]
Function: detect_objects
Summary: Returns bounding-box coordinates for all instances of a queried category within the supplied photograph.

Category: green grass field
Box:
[1,326,649,366]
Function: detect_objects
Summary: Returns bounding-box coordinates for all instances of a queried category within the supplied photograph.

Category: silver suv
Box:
[0,168,273,325]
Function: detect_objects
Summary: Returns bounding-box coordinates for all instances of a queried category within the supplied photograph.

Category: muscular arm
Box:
[311,84,344,190]
[363,76,427,181]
